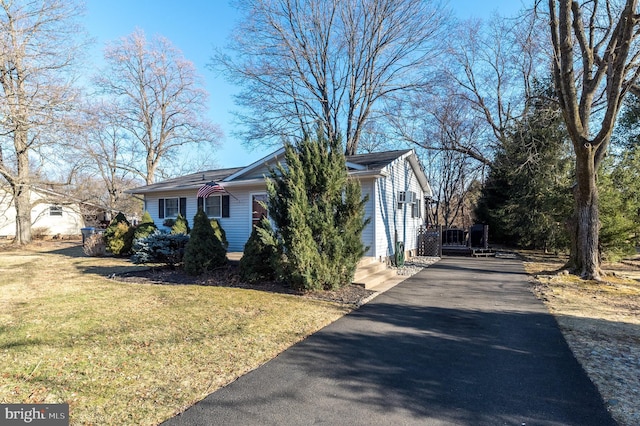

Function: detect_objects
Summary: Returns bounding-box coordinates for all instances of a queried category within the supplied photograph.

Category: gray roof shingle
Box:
[128,149,413,194]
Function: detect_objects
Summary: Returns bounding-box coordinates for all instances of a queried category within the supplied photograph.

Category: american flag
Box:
[197,181,226,198]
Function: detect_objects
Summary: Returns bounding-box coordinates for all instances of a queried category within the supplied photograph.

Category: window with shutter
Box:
[204,196,222,217]
[158,198,179,218]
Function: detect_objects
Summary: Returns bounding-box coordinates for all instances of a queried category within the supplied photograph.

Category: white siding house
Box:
[127,148,432,262]
[0,188,86,238]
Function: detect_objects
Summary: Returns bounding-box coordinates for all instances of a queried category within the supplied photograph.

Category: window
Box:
[50,205,63,216]
[412,199,421,219]
[165,198,179,217]
[158,197,186,219]
[205,195,221,218]
[398,191,405,210]
[197,195,230,218]
[408,191,417,204]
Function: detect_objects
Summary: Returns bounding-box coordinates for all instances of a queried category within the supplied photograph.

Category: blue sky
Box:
[83,1,524,170]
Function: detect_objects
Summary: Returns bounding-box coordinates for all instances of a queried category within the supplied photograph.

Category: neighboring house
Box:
[127,148,432,262]
[0,187,86,238]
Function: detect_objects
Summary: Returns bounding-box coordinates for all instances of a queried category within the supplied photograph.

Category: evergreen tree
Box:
[183,209,226,275]
[170,213,189,235]
[104,212,134,255]
[476,82,573,252]
[140,210,153,224]
[239,218,280,283]
[266,133,369,291]
[110,212,130,227]
[133,211,157,243]
[598,159,638,260]
[210,219,228,249]
[603,95,640,256]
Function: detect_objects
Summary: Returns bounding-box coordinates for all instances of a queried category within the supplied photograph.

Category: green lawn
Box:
[0,242,350,425]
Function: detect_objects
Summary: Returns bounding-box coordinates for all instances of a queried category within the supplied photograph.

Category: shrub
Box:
[140,210,153,224]
[133,221,157,243]
[170,214,189,235]
[83,233,106,257]
[133,211,157,243]
[110,212,130,227]
[266,134,368,291]
[239,218,280,283]
[31,227,50,240]
[183,209,227,275]
[104,221,134,256]
[210,218,228,249]
[131,231,189,267]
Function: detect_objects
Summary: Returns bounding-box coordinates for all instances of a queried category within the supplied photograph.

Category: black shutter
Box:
[222,195,230,218]
[158,199,165,219]
[197,197,203,212]
[179,197,187,217]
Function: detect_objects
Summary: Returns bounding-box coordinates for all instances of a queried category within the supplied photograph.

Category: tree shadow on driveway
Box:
[168,300,617,426]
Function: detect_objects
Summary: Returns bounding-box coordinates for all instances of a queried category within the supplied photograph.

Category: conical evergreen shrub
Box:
[133,211,157,243]
[239,218,280,283]
[183,209,227,275]
[210,218,228,249]
[170,214,190,235]
[104,212,133,255]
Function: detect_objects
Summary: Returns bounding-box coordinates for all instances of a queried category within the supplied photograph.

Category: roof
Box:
[127,148,427,195]
[128,167,244,194]
[346,149,412,171]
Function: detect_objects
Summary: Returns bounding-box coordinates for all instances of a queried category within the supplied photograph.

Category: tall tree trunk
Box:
[548,0,640,280]
[14,183,31,245]
[13,128,32,245]
[567,143,601,280]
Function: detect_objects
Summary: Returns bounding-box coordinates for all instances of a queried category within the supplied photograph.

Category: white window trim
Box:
[164,197,179,218]
[204,195,223,218]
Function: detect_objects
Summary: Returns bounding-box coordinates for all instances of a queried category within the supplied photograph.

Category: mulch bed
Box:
[114,263,375,306]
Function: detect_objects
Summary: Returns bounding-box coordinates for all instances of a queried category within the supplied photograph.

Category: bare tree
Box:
[0,0,85,244]
[78,99,141,213]
[390,84,493,165]
[548,0,640,279]
[406,95,485,228]
[95,29,222,185]
[216,0,448,155]
[394,10,545,165]
[357,121,395,153]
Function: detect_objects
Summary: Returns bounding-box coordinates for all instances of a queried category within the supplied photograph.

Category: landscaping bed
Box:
[114,264,376,306]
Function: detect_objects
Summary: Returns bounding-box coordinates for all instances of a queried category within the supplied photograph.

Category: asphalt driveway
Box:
[163,257,615,425]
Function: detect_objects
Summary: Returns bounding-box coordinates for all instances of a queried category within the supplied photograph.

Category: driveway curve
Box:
[164,257,615,426]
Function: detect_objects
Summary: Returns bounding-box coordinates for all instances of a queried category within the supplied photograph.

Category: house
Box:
[0,187,87,238]
[127,148,432,263]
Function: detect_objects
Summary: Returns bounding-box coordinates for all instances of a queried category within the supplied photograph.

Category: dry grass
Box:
[523,251,640,425]
[0,242,351,425]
